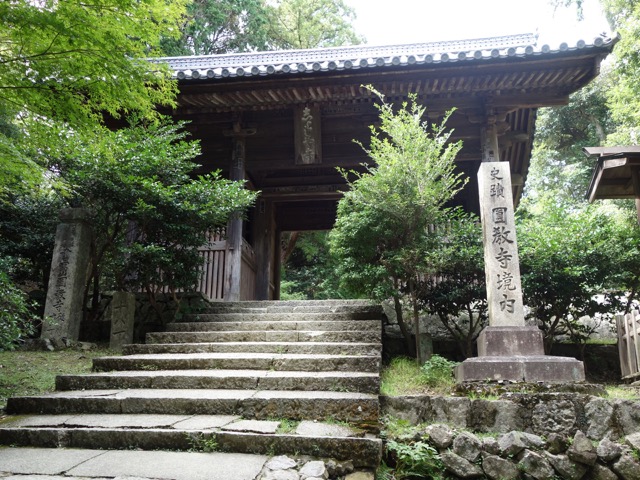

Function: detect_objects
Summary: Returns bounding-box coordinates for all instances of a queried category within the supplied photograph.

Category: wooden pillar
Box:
[632,167,640,226]
[224,133,246,302]
[274,229,282,300]
[254,198,275,300]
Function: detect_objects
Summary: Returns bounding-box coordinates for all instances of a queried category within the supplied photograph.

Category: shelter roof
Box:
[585,147,640,202]
[150,33,616,82]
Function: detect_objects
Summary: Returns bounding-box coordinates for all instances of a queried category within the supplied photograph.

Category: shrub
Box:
[421,354,458,388]
[0,259,37,350]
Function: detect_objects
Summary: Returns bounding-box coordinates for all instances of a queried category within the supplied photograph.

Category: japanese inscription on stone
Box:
[478,162,525,326]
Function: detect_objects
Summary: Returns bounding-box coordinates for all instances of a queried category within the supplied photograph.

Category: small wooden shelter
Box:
[153,32,616,301]
[585,146,640,224]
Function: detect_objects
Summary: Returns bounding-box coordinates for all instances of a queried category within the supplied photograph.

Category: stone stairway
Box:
[0,300,383,469]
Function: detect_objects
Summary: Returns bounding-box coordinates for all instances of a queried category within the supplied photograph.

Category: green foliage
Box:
[160,0,270,55]
[0,259,38,351]
[329,88,464,357]
[420,354,458,388]
[0,0,188,196]
[518,197,626,352]
[33,120,256,323]
[386,439,443,480]
[264,0,364,49]
[419,213,487,358]
[380,356,456,396]
[281,231,347,299]
[0,348,116,410]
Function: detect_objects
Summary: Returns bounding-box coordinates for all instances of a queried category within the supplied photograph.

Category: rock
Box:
[597,438,623,463]
[612,453,640,480]
[469,399,523,433]
[265,456,298,471]
[261,470,300,480]
[453,431,482,463]
[482,436,501,456]
[344,473,374,480]
[585,397,615,440]
[517,450,555,480]
[614,399,640,436]
[423,423,455,449]
[380,395,431,424]
[625,431,640,451]
[567,430,597,466]
[546,433,569,454]
[481,454,520,480]
[299,461,327,480]
[440,451,483,478]
[430,396,470,428]
[590,462,621,480]
[543,452,588,480]
[498,431,545,457]
[532,397,577,435]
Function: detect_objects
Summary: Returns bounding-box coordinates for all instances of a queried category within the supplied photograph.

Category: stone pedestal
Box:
[108,292,136,350]
[456,156,584,383]
[41,208,92,343]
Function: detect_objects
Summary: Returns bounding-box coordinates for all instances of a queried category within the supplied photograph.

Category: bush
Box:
[386,439,443,480]
[421,354,458,388]
[0,259,37,350]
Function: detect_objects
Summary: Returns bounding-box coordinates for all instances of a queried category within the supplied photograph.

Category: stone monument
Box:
[456,159,585,382]
[41,208,92,344]
[107,291,136,350]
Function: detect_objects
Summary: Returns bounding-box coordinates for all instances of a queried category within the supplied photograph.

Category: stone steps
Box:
[123,341,381,356]
[146,330,380,343]
[55,370,380,393]
[92,352,380,373]
[164,320,382,332]
[0,415,380,468]
[1,300,384,468]
[6,389,379,423]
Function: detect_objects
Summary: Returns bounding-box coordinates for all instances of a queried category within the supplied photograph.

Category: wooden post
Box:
[254,198,275,300]
[631,167,640,226]
[224,135,245,301]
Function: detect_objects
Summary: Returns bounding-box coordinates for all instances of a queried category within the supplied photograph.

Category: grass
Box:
[606,385,640,400]
[380,356,457,396]
[0,347,116,412]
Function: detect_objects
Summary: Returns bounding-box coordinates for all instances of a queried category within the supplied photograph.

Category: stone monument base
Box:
[455,326,585,383]
[455,355,585,383]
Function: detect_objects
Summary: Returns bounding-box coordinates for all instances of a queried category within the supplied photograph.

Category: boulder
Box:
[590,463,621,480]
[517,450,555,480]
[299,461,327,480]
[585,397,615,440]
[597,438,623,463]
[543,452,588,480]
[440,451,484,478]
[498,431,545,457]
[453,431,482,463]
[567,431,597,466]
[546,433,569,454]
[612,452,640,480]
[423,423,455,449]
[481,454,520,480]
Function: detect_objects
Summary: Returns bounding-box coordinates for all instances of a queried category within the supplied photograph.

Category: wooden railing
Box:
[616,309,640,379]
[195,228,256,301]
[196,229,227,300]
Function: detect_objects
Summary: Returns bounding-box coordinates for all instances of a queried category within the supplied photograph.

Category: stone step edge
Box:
[0,428,381,468]
[6,390,380,425]
[55,369,379,390]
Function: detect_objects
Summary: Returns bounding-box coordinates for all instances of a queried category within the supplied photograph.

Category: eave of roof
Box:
[149,32,618,82]
[584,147,640,202]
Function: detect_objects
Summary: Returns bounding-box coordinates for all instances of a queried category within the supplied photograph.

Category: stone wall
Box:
[80,292,207,343]
[381,386,640,479]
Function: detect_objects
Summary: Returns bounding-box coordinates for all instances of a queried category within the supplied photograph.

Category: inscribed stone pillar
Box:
[108,291,136,350]
[455,124,584,383]
[478,161,525,327]
[41,208,92,342]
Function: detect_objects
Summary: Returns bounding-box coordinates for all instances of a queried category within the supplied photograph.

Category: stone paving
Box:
[0,301,384,477]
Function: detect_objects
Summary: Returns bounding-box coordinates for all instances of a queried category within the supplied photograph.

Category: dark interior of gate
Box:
[156,33,616,300]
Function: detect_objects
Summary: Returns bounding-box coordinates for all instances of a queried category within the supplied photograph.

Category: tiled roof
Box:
[149,32,618,81]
